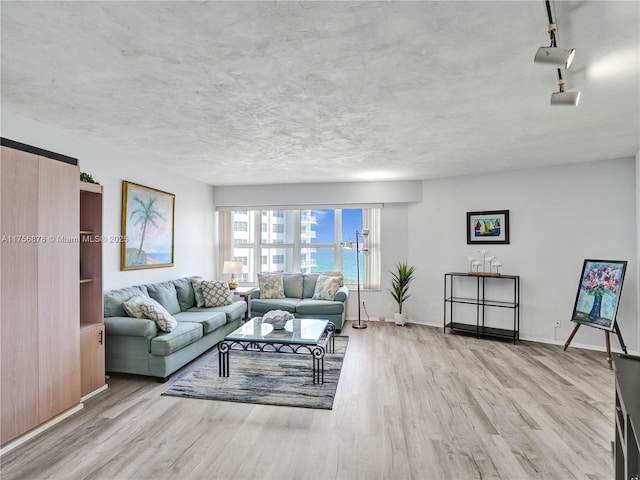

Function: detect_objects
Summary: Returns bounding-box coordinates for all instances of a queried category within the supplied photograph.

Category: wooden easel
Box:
[564,320,627,369]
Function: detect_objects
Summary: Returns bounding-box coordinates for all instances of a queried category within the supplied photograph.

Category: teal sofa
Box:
[250,273,349,331]
[103,276,246,380]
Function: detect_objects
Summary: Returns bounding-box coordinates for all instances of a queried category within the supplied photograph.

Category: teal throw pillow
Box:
[258,272,285,299]
[312,272,344,300]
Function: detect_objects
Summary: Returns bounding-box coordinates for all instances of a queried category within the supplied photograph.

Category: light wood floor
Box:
[1,321,616,480]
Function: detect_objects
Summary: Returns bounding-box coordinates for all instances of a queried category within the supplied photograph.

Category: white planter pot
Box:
[394,312,407,326]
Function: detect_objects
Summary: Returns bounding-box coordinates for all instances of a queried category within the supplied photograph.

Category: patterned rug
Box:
[162,335,348,409]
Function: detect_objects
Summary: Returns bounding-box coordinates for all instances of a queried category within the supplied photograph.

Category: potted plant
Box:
[388,261,416,326]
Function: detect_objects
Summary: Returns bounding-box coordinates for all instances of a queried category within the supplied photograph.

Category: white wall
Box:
[214,180,422,207]
[213,182,413,322]
[3,110,637,352]
[409,158,638,352]
[636,150,640,352]
[1,111,216,290]
[362,202,409,322]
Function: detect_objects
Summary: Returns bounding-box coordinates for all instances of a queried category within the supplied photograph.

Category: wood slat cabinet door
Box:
[37,156,80,423]
[80,324,105,397]
[0,147,40,445]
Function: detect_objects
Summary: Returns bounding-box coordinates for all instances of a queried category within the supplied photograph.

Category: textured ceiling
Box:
[1,1,639,186]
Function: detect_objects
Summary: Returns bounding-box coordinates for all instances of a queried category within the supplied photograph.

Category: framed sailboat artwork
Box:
[466,210,510,245]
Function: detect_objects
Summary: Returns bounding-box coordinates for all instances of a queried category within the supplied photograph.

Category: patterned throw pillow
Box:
[123,294,177,332]
[122,294,148,318]
[258,272,285,299]
[191,278,206,307]
[312,272,344,300]
[201,280,232,307]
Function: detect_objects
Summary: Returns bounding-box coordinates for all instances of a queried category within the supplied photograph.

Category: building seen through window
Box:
[227,207,375,286]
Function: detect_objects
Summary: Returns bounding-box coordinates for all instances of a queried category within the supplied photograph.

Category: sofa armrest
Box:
[334,286,349,303]
[104,316,158,338]
[251,290,261,300]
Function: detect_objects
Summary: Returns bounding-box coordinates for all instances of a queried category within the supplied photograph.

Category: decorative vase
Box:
[262,309,294,330]
[394,312,407,326]
[589,292,603,320]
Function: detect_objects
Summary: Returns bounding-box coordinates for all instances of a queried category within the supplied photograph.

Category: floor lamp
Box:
[344,228,369,329]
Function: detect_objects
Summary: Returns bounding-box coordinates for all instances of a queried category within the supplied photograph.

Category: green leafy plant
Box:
[80,172,99,184]
[388,261,416,314]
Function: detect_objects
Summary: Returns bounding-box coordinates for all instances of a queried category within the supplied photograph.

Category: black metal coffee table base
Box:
[218,322,336,384]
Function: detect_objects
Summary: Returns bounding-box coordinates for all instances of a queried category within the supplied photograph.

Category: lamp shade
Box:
[222,261,243,274]
[534,46,575,69]
[551,90,580,106]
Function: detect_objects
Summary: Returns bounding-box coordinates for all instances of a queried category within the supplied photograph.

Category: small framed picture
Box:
[467,210,509,244]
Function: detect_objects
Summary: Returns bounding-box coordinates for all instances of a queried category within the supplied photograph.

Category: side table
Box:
[233,286,258,321]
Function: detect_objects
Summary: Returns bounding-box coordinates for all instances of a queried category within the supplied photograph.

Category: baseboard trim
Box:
[0,403,84,456]
[413,320,640,356]
[81,384,108,403]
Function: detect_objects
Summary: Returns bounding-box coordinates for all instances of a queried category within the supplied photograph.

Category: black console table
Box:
[614,353,640,480]
[443,272,520,344]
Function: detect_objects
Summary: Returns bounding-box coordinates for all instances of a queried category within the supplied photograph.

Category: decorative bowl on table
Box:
[262,309,295,330]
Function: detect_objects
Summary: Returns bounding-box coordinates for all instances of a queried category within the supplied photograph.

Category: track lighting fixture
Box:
[535,44,575,69]
[551,84,580,106]
[535,0,580,105]
[550,62,580,106]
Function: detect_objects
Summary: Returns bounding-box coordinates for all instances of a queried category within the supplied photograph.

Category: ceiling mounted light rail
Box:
[534,0,580,106]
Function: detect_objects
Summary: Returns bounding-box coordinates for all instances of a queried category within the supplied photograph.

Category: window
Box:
[219,207,380,288]
[233,221,248,232]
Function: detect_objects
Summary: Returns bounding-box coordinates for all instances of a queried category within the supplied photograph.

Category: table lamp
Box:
[222,261,243,290]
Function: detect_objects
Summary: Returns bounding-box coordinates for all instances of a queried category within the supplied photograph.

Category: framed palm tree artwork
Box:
[121,181,175,270]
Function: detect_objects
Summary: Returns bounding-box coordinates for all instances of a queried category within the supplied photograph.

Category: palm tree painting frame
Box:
[121,181,175,270]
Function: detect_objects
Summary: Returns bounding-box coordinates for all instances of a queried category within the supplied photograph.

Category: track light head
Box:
[535,46,576,69]
[550,78,580,106]
[550,90,580,106]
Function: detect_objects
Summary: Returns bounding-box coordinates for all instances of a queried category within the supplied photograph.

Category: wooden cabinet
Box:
[614,354,640,480]
[80,324,105,396]
[1,140,81,447]
[1,146,41,444]
[37,155,81,422]
[79,182,106,398]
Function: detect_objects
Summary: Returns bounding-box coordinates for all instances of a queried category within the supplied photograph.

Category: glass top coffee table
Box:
[218,317,336,384]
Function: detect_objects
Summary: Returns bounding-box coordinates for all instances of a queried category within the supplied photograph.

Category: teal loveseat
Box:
[250,273,349,331]
[103,276,246,380]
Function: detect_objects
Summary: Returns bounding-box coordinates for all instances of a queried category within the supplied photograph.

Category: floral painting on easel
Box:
[571,259,627,331]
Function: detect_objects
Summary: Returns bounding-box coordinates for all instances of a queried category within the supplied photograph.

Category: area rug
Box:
[162,335,348,410]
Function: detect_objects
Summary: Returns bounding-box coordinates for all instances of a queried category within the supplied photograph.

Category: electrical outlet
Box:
[554,320,561,328]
